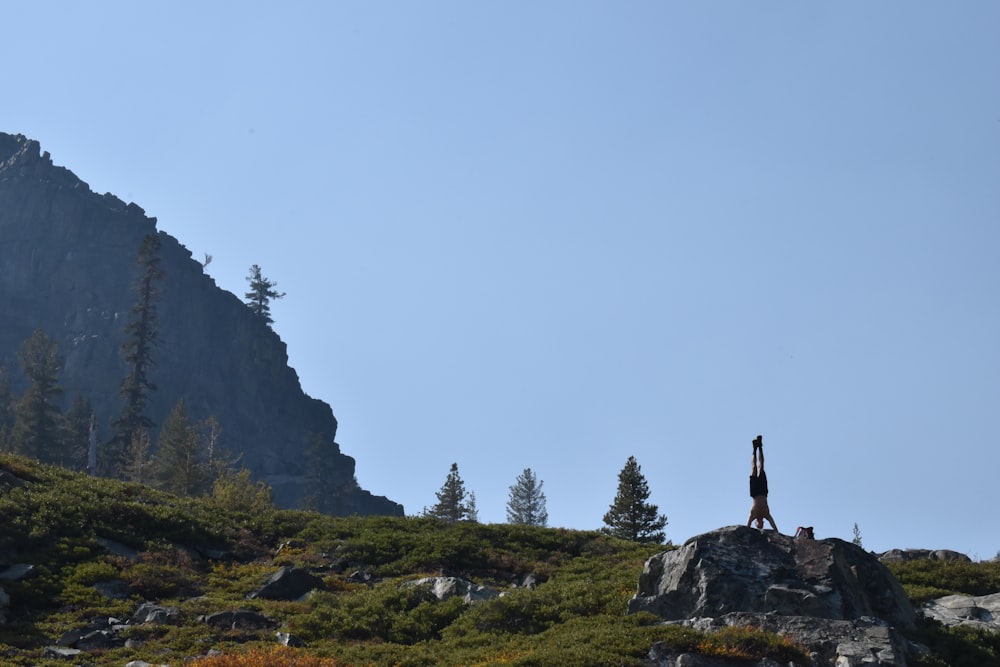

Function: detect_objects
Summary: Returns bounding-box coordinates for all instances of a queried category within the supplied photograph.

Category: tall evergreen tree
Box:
[109,232,164,475]
[149,400,206,496]
[303,433,347,514]
[10,330,64,462]
[62,394,94,471]
[211,467,274,515]
[506,467,548,526]
[244,264,285,326]
[121,429,153,484]
[602,456,668,543]
[424,462,476,522]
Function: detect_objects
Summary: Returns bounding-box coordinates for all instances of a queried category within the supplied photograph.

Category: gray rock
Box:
[131,602,179,625]
[0,586,8,625]
[203,609,275,630]
[629,526,915,631]
[247,565,323,600]
[43,645,83,659]
[58,617,118,648]
[95,536,141,560]
[922,593,1000,632]
[878,549,971,563]
[0,563,35,581]
[276,631,305,647]
[677,613,911,667]
[348,569,376,584]
[403,576,501,604]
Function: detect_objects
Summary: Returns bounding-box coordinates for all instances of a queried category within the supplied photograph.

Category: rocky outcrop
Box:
[403,576,502,604]
[0,132,401,516]
[629,526,919,666]
[922,593,1000,632]
[878,549,971,564]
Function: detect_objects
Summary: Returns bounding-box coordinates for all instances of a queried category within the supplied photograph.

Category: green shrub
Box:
[909,619,1000,667]
[887,559,1000,603]
[289,584,467,644]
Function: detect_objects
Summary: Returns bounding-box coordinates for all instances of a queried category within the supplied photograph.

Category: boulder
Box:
[203,609,275,630]
[276,631,305,647]
[878,549,971,563]
[0,564,36,581]
[676,613,914,667]
[629,526,915,631]
[43,646,82,660]
[922,593,1000,632]
[629,527,919,667]
[95,536,141,561]
[131,602,179,625]
[403,576,501,604]
[247,565,323,600]
[57,617,126,649]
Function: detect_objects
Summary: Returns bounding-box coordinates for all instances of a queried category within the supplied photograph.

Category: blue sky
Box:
[5,3,999,558]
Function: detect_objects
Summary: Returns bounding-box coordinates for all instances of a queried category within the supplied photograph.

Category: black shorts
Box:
[749,471,768,498]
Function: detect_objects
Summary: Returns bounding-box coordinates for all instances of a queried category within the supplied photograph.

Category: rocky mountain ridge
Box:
[0,131,401,515]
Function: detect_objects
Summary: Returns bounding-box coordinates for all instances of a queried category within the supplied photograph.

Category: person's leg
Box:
[757,441,765,473]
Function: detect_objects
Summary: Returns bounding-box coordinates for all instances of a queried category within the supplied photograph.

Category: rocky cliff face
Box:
[0,132,401,516]
[630,526,920,667]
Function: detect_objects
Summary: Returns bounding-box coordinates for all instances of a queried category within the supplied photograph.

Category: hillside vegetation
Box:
[0,453,997,666]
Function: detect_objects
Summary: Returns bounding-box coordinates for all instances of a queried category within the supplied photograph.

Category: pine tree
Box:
[10,330,65,463]
[109,232,164,475]
[424,462,476,522]
[244,264,285,326]
[197,415,237,489]
[602,456,668,543]
[62,394,94,471]
[466,491,479,523]
[506,468,548,526]
[211,467,274,514]
[121,429,153,484]
[149,400,206,496]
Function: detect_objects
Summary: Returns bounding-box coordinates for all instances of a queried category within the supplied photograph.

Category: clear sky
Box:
[4,3,999,559]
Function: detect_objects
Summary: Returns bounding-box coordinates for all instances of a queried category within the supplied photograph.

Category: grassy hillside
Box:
[0,453,996,666]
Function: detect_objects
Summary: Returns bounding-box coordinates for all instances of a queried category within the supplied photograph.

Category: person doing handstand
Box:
[747,435,778,532]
